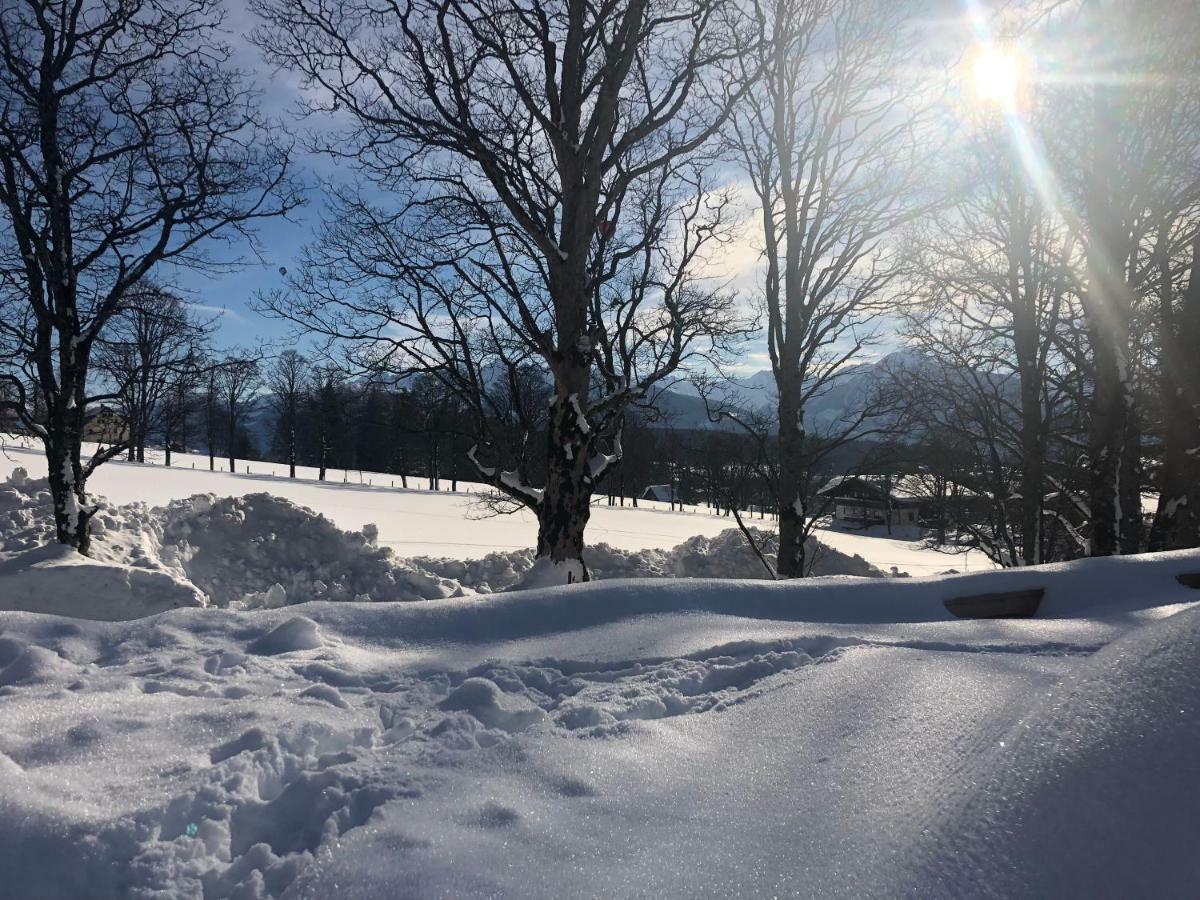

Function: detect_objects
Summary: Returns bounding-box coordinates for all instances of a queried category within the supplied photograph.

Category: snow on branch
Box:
[587,427,624,482]
[467,444,544,507]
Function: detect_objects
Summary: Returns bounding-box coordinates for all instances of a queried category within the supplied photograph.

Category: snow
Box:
[0,468,881,618]
[8,440,1195,896]
[0,547,1197,896]
[0,440,994,575]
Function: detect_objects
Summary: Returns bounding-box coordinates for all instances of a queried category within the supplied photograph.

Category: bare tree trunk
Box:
[44,416,93,554]
[1084,86,1139,557]
[1151,236,1200,549]
[1015,320,1044,565]
[536,375,593,580]
[776,379,807,578]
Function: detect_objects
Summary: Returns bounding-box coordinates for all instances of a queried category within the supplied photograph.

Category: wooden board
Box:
[944,587,1044,619]
[1176,573,1200,589]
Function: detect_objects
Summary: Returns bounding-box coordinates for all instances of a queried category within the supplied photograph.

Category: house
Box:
[0,406,22,436]
[640,484,677,503]
[816,475,922,527]
[83,405,129,444]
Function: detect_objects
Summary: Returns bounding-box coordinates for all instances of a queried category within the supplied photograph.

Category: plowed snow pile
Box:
[0,469,881,619]
[407,526,878,591]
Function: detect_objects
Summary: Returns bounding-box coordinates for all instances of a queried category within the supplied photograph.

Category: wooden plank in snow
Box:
[944,587,1044,619]
[1175,573,1200,589]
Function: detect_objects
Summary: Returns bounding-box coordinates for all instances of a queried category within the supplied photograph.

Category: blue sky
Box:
[176,1,973,371]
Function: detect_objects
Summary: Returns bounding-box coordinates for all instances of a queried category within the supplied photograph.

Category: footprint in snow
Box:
[248,616,323,655]
[477,800,521,828]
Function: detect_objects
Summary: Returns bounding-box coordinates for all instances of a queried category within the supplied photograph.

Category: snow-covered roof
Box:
[817,474,920,501]
[641,484,676,502]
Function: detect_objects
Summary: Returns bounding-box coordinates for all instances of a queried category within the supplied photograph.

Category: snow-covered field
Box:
[3,441,1196,898]
[0,441,992,576]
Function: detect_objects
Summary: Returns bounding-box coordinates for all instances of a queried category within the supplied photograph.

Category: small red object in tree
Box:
[598,219,616,238]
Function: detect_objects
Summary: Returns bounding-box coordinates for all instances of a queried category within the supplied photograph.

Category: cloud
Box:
[185,302,247,323]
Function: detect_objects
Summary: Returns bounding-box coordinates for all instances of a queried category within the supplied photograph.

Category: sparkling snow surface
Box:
[2,442,1197,897]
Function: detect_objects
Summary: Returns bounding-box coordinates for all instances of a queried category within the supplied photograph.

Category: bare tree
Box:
[201,360,221,472]
[726,0,933,576]
[266,350,309,478]
[304,366,346,482]
[1149,235,1200,549]
[218,358,260,474]
[1044,0,1200,555]
[254,0,758,580]
[900,112,1080,565]
[159,356,203,467]
[0,0,300,552]
[94,284,214,463]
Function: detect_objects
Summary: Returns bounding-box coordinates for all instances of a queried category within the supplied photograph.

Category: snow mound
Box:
[0,473,879,620]
[0,638,79,686]
[438,677,546,732]
[408,526,881,592]
[0,473,207,619]
[157,493,464,606]
[0,475,463,618]
[249,616,324,655]
[892,602,1200,896]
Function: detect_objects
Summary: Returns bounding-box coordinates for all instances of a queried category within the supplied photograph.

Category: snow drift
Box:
[0,470,881,619]
[0,549,1198,897]
[405,525,880,592]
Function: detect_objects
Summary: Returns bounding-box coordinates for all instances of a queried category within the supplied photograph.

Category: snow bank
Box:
[892,601,1200,896]
[0,472,877,620]
[406,526,881,592]
[156,493,465,606]
[0,470,206,619]
[0,473,467,618]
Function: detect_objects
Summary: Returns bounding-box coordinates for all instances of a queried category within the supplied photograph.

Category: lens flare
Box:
[966,43,1029,107]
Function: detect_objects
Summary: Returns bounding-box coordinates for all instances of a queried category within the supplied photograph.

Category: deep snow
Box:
[1,547,1198,897]
[0,469,881,617]
[1,442,1195,898]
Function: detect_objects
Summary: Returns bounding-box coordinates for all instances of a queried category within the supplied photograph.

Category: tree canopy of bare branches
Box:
[253,0,759,579]
[0,0,301,552]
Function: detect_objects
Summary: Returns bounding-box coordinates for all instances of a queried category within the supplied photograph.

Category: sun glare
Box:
[967,43,1028,108]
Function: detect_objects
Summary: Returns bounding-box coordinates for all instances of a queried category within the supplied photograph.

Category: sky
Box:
[168,1,981,375]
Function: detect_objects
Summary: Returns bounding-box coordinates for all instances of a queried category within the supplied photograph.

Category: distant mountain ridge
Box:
[650,351,921,433]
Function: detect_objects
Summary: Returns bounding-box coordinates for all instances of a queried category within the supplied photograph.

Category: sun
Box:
[966,43,1030,108]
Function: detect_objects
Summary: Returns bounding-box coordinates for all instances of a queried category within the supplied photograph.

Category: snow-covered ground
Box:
[6,440,1194,898]
[0,441,992,576]
[1,547,1198,897]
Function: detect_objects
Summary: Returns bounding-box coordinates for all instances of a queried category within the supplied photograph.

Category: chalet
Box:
[816,475,922,527]
[82,405,129,444]
[640,484,677,503]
